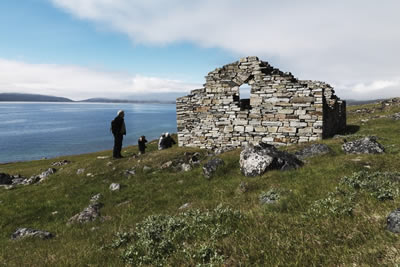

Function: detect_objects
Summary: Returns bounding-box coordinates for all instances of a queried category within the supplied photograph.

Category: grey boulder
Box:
[11,228,54,240]
[342,136,385,154]
[240,143,303,177]
[202,158,224,179]
[387,208,400,233]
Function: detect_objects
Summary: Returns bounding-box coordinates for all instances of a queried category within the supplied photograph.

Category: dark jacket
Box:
[138,137,147,151]
[164,135,176,148]
[111,116,126,136]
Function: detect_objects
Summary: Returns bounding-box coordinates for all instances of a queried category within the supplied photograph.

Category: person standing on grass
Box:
[158,133,166,150]
[164,132,176,148]
[111,110,126,158]
[138,135,148,154]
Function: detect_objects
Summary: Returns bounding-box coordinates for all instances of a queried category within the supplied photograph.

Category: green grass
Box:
[1,103,400,266]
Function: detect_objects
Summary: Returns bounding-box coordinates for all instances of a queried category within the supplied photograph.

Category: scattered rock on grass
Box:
[11,228,54,240]
[203,158,224,179]
[38,168,56,182]
[76,168,85,175]
[179,202,192,210]
[342,136,385,154]
[124,168,136,177]
[237,181,249,194]
[294,144,332,160]
[259,189,280,205]
[51,160,70,166]
[387,208,400,233]
[392,112,400,120]
[240,143,303,177]
[180,163,192,172]
[1,168,57,187]
[189,152,201,165]
[160,161,173,169]
[109,183,120,191]
[67,194,103,225]
[143,166,151,172]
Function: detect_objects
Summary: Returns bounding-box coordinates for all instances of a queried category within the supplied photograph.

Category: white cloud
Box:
[49,0,400,100]
[0,59,200,100]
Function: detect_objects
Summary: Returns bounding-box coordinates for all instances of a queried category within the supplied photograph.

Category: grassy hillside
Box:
[1,101,400,266]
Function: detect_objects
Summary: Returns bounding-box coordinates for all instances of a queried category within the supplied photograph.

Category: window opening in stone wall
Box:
[238,83,251,110]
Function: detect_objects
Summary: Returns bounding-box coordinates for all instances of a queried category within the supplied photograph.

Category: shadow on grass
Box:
[343,125,360,135]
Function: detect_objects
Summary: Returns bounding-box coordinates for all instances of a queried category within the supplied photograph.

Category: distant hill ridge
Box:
[0,93,174,104]
[0,92,392,105]
[0,93,73,102]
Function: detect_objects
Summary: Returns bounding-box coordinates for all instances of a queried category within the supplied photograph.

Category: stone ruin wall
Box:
[176,56,346,149]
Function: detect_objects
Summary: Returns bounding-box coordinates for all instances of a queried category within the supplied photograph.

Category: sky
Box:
[0,0,399,101]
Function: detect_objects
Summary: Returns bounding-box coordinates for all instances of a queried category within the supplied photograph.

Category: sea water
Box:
[0,102,177,163]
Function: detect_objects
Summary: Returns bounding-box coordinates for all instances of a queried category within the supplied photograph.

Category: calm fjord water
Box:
[0,102,177,163]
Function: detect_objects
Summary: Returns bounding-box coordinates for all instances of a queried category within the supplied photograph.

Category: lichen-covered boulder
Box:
[0,173,13,185]
[11,228,54,240]
[202,158,224,179]
[295,144,332,160]
[387,208,400,233]
[342,136,385,154]
[240,143,303,177]
[67,194,103,225]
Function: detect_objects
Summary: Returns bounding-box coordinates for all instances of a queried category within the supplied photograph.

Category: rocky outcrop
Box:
[203,158,225,179]
[342,136,385,154]
[1,168,57,188]
[160,152,203,172]
[11,228,54,240]
[387,208,400,233]
[67,194,103,225]
[240,143,303,177]
[294,144,332,160]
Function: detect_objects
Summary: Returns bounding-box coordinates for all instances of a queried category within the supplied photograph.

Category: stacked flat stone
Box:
[176,56,346,149]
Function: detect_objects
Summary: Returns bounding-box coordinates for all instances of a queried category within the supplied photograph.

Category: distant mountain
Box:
[80,98,175,104]
[0,93,73,102]
[345,99,384,106]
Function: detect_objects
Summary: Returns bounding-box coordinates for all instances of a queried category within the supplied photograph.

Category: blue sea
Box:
[0,102,177,163]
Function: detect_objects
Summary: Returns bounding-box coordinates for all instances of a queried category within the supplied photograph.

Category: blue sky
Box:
[0,0,399,100]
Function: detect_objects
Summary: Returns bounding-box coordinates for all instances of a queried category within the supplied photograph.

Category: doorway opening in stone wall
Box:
[238,83,252,110]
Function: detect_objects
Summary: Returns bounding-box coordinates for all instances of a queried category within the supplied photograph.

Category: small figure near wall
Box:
[138,136,148,155]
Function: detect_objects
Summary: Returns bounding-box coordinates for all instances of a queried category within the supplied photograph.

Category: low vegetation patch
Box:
[310,171,400,217]
[106,205,243,266]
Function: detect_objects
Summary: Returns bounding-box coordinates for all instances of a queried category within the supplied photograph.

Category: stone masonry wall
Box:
[176,56,346,149]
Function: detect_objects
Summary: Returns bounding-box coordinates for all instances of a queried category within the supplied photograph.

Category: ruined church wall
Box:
[176,57,346,149]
